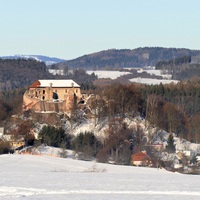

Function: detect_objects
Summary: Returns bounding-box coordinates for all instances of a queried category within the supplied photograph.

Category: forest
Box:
[89,81,200,144]
[54,47,200,69]
[0,58,97,91]
[156,55,200,80]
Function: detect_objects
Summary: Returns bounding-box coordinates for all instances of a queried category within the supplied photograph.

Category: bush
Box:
[96,148,109,163]
[38,125,71,148]
[0,141,11,154]
[72,131,102,160]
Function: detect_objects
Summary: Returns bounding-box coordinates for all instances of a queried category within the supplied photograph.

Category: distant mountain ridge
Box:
[0,55,66,65]
[2,47,200,69]
[55,47,200,69]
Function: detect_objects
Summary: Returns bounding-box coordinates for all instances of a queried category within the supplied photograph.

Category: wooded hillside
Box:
[0,59,97,92]
[54,47,200,69]
[91,81,200,143]
[0,59,51,91]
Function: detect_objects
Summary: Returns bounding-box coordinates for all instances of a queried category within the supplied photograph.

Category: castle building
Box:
[23,79,82,113]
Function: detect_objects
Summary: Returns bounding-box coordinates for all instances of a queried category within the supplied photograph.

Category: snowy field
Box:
[137,68,172,79]
[130,77,179,85]
[87,70,131,79]
[87,69,179,85]
[0,154,200,200]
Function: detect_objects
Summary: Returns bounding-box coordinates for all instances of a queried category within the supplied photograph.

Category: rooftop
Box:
[29,80,80,88]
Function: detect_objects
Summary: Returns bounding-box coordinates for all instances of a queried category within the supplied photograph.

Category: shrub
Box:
[38,125,71,148]
[0,141,11,154]
[72,131,102,160]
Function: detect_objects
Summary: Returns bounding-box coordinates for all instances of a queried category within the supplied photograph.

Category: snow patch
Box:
[87,70,131,79]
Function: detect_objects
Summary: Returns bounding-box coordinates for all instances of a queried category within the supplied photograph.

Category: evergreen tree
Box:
[166,134,176,153]
[38,125,71,148]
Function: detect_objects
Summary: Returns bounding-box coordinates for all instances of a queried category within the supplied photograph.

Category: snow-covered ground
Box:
[87,68,179,85]
[137,67,172,79]
[129,77,179,85]
[0,154,200,200]
[87,70,131,79]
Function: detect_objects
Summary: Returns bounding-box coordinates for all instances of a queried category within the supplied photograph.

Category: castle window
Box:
[43,90,45,94]
[65,89,67,93]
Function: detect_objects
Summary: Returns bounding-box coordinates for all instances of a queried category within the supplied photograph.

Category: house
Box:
[23,79,82,113]
[3,134,25,150]
[132,151,152,166]
[0,128,25,151]
[9,135,25,150]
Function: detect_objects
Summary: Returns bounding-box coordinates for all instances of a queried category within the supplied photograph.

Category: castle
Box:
[23,79,82,113]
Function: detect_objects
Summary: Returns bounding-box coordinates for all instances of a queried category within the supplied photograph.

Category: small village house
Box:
[10,135,25,151]
[0,127,25,151]
[132,151,152,167]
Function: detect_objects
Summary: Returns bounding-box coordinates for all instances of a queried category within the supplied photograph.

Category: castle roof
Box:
[29,80,80,88]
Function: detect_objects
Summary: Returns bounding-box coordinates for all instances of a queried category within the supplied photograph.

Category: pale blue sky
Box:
[0,0,200,59]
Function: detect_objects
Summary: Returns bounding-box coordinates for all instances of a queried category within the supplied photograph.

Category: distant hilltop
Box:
[54,47,200,69]
[0,55,66,65]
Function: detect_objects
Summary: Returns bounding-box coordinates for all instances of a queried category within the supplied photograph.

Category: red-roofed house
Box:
[132,151,152,166]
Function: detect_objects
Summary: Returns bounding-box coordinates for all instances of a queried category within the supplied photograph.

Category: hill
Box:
[0,58,52,91]
[54,47,200,69]
[0,154,199,199]
[0,55,65,65]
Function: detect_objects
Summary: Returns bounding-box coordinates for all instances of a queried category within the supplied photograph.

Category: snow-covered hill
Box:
[0,154,199,200]
[0,55,65,65]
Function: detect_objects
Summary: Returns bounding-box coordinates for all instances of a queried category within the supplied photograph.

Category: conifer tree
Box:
[166,133,176,153]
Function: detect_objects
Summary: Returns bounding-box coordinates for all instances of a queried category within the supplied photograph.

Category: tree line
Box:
[84,81,200,143]
[37,123,143,165]
[155,55,200,80]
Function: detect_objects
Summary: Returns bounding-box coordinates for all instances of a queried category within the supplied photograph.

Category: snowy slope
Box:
[129,77,179,85]
[0,154,200,200]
